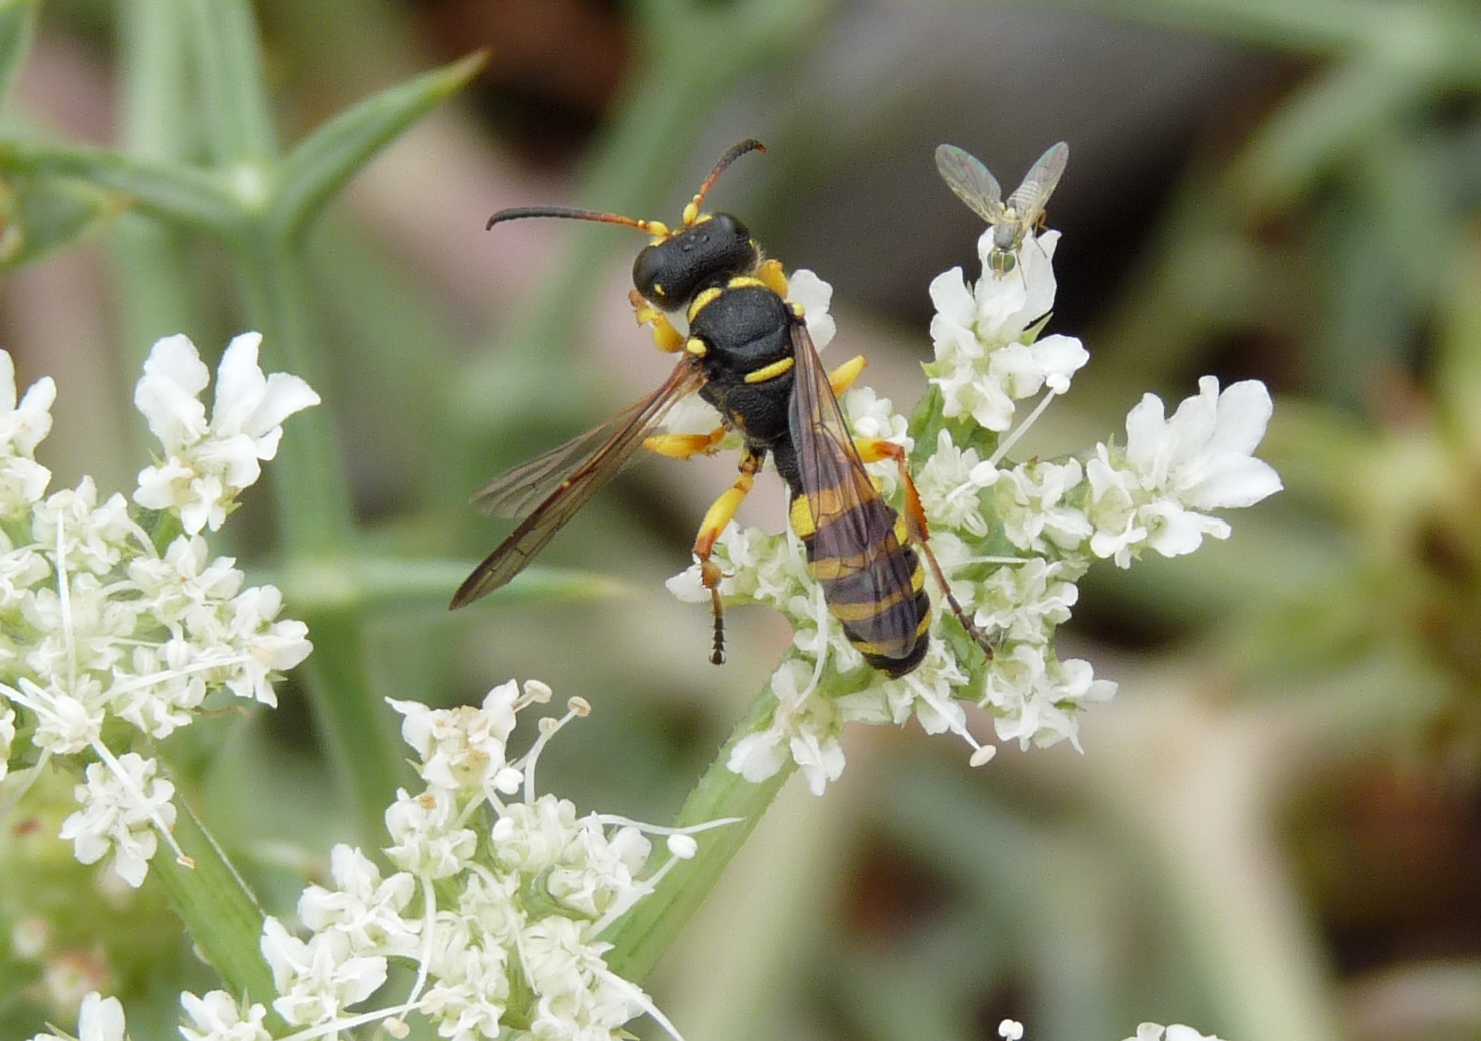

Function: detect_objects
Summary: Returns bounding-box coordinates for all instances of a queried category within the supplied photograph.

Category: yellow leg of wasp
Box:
[628,288,684,353]
[693,451,761,665]
[757,258,789,298]
[829,354,867,397]
[643,428,726,459]
[854,437,993,659]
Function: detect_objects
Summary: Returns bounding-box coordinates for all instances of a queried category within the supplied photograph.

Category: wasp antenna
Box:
[485,206,665,235]
[685,138,767,225]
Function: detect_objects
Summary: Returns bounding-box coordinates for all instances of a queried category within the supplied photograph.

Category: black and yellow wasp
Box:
[451,140,987,677]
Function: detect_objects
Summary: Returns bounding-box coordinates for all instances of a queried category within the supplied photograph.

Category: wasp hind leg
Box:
[691,450,762,665]
[854,437,994,660]
[643,429,726,459]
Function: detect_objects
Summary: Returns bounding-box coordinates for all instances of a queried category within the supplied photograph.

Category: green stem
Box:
[113,0,201,373]
[186,0,277,164]
[151,795,283,1027]
[231,232,406,844]
[233,233,353,549]
[602,686,795,981]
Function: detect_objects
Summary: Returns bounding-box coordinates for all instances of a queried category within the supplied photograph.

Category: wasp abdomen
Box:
[789,492,932,677]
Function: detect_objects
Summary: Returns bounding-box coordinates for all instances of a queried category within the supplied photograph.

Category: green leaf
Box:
[0,174,117,269]
[0,137,242,231]
[185,0,276,164]
[270,51,488,241]
[263,556,627,613]
[0,0,39,110]
[602,687,794,981]
[149,796,283,1027]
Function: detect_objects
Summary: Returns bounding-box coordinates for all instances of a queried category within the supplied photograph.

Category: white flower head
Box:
[1125,1025,1225,1041]
[178,991,271,1041]
[385,787,477,879]
[982,644,1116,751]
[297,844,420,958]
[133,333,320,533]
[260,917,387,1027]
[0,349,56,517]
[28,991,128,1041]
[1088,377,1282,567]
[58,753,177,888]
[788,268,836,348]
[389,679,518,791]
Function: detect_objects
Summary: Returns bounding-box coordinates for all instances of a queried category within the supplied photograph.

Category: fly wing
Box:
[935,143,1007,225]
[786,320,917,655]
[1005,141,1069,223]
[452,358,708,609]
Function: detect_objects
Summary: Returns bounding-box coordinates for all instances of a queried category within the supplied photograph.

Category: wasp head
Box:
[632,213,757,310]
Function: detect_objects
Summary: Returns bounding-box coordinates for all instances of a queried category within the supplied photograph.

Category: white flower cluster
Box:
[0,336,315,887]
[668,223,1281,793]
[133,333,321,534]
[181,680,731,1041]
[995,1018,1225,1041]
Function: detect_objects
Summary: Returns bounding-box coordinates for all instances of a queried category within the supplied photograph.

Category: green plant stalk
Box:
[151,795,284,1029]
[232,233,406,843]
[0,0,38,111]
[113,0,201,374]
[602,686,794,981]
[0,139,241,231]
[186,0,276,164]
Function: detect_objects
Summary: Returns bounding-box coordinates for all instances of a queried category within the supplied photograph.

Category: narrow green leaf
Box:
[1232,58,1420,214]
[185,0,276,163]
[0,137,241,231]
[0,0,39,110]
[264,556,626,614]
[602,687,794,981]
[150,796,283,1026]
[0,174,117,270]
[270,51,488,241]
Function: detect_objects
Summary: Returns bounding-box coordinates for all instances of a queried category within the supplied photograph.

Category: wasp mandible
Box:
[452,140,990,677]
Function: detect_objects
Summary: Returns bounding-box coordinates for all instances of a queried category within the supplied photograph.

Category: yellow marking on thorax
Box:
[727,276,767,291]
[687,287,723,322]
[744,357,795,384]
[685,337,708,357]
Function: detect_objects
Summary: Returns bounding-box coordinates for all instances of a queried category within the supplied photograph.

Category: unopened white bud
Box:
[666,834,699,860]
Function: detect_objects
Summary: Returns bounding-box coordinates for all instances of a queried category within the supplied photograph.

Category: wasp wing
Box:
[934,143,1007,225]
[452,358,707,609]
[786,320,918,657]
[1005,140,1069,223]
[471,397,660,521]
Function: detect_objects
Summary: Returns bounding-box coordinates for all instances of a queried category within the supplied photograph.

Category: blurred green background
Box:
[4,1,1481,1039]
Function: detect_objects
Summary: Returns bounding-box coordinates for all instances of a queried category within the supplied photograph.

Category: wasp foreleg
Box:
[757,257,789,298]
[828,354,867,397]
[691,450,762,665]
[854,437,994,660]
[629,288,684,353]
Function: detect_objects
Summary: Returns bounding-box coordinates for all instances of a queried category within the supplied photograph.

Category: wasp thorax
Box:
[632,213,757,310]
